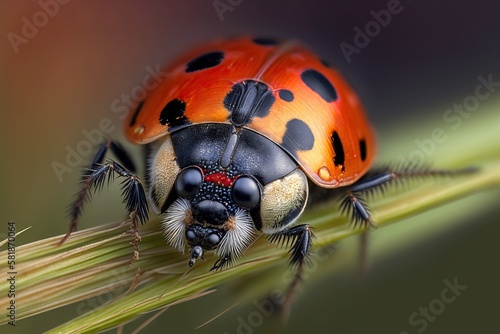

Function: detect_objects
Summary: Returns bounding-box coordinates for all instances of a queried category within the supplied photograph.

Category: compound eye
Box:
[186,229,197,243]
[205,233,221,247]
[231,176,261,209]
[175,167,203,198]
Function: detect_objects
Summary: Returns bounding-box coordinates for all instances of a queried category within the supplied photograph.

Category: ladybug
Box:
[65,37,388,272]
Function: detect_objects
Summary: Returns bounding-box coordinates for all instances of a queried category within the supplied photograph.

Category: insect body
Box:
[66,37,378,270]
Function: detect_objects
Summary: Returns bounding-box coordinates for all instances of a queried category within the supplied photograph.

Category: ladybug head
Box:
[157,163,262,267]
[149,132,308,268]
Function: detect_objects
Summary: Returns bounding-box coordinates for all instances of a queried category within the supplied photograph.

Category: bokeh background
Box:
[1,0,499,333]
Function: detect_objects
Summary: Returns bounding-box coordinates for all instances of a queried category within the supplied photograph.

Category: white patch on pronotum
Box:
[160,198,191,252]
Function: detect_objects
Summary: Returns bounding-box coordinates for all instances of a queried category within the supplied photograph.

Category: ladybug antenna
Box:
[189,245,204,267]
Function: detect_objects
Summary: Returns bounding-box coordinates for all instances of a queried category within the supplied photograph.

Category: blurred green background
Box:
[1,0,499,333]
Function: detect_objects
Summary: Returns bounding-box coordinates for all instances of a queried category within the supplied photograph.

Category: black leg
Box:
[211,254,232,271]
[61,140,147,244]
[269,225,313,266]
[338,165,478,277]
[86,140,136,178]
[340,191,374,228]
[340,166,477,228]
[268,224,313,320]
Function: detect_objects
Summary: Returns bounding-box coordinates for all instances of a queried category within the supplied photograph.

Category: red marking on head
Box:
[204,172,235,187]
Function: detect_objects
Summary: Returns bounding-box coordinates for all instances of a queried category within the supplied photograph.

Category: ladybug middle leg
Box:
[340,166,477,227]
[340,165,477,274]
[60,141,148,247]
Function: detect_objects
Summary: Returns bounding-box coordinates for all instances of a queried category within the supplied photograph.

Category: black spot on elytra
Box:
[159,98,190,130]
[359,138,367,161]
[185,51,224,73]
[281,119,315,156]
[279,89,294,102]
[129,100,144,126]
[252,37,279,46]
[301,69,338,102]
[331,131,345,171]
[224,80,275,126]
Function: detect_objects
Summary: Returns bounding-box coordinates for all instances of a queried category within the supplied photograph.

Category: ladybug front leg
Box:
[269,224,313,265]
[268,224,313,319]
[210,254,233,271]
[61,141,148,245]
